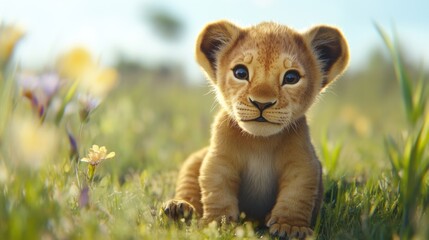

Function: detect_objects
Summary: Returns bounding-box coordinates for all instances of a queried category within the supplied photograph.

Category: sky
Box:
[1,0,429,80]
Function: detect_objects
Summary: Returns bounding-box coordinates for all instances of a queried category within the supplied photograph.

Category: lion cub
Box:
[163,20,349,238]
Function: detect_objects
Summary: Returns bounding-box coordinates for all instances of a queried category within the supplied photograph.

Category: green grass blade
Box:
[55,80,79,124]
[375,23,414,125]
[413,68,427,121]
[384,136,403,179]
[415,115,429,162]
[331,143,342,171]
[0,71,15,138]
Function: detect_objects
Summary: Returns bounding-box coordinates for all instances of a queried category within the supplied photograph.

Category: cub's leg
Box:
[163,147,207,221]
[266,160,322,239]
[199,153,240,224]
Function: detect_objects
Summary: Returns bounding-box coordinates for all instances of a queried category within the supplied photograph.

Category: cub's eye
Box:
[232,65,249,80]
[282,70,301,85]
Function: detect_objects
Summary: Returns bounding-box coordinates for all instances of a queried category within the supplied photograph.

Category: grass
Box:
[0,24,428,239]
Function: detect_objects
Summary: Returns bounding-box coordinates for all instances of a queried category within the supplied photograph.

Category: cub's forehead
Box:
[241,23,306,51]
[232,23,309,69]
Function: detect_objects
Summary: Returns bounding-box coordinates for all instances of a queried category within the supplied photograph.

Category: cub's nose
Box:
[249,98,276,111]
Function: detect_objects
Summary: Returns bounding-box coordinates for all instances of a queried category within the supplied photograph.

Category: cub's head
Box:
[196,20,349,137]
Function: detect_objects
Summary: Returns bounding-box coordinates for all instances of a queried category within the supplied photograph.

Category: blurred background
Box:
[1,0,428,179]
[1,0,429,80]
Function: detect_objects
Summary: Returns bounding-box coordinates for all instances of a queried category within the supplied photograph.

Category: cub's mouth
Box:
[237,114,285,136]
[241,116,280,125]
[253,116,268,122]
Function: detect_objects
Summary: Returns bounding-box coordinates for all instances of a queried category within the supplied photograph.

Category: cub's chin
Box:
[237,121,284,137]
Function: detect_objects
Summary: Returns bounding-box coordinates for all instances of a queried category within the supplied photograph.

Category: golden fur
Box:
[163,20,349,239]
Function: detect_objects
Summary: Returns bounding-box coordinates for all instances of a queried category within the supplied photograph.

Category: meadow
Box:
[0,23,428,239]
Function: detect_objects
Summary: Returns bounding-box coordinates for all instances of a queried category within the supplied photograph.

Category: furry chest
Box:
[238,154,278,221]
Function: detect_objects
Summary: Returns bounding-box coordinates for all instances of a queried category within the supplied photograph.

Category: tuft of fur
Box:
[163,20,349,239]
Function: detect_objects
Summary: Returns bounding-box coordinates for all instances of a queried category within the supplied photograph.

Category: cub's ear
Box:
[195,20,241,82]
[304,25,349,88]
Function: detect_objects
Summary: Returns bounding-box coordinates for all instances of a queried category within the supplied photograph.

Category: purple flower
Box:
[79,186,90,208]
[17,72,63,118]
[67,128,78,161]
[17,72,61,100]
[78,93,101,122]
[38,72,61,97]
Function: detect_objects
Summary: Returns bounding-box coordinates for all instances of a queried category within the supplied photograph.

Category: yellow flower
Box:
[79,66,118,98]
[57,46,118,98]
[0,23,25,67]
[57,47,94,80]
[10,116,58,170]
[81,145,115,166]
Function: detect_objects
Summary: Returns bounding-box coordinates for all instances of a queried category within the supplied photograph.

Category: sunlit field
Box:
[1,22,428,240]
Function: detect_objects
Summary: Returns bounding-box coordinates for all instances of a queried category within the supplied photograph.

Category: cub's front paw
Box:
[266,215,313,239]
[163,199,195,222]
